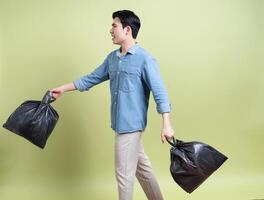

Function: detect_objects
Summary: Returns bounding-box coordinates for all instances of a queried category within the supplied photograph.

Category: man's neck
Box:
[120,39,136,55]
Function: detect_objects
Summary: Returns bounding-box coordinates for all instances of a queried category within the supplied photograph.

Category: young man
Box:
[50,10,174,200]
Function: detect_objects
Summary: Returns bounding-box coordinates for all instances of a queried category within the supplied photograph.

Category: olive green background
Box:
[0,0,263,199]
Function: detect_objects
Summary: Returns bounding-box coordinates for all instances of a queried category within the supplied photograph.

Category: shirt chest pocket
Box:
[121,68,140,93]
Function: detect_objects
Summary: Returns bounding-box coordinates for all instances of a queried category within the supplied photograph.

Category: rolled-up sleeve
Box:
[73,56,109,92]
[142,57,172,114]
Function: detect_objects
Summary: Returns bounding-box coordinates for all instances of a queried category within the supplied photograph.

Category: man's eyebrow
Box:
[112,23,117,26]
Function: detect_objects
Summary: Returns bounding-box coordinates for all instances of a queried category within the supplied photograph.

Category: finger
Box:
[167,135,173,140]
[167,134,175,142]
[51,90,59,93]
[161,134,165,143]
[52,93,60,99]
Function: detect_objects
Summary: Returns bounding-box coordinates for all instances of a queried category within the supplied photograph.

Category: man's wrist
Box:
[162,125,172,130]
[162,112,171,127]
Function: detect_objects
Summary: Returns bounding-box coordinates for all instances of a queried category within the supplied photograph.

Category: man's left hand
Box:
[161,126,175,143]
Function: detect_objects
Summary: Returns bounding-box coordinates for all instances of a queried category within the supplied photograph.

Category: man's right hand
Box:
[50,87,65,99]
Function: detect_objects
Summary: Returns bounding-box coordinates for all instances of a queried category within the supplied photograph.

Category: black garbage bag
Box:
[166,137,228,193]
[3,91,59,149]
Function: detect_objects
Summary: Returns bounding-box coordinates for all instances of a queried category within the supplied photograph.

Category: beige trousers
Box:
[115,131,164,200]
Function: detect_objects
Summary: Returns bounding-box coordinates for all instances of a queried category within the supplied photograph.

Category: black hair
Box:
[112,10,141,39]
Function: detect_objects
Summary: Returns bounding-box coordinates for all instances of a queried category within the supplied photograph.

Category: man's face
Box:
[110,17,128,45]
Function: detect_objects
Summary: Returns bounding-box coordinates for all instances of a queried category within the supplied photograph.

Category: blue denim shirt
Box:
[73,43,171,133]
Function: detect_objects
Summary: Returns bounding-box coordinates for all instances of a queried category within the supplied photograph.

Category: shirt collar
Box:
[127,43,140,54]
[116,43,140,57]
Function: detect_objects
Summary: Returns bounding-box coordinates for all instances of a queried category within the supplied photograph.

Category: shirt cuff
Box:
[157,103,172,114]
[73,79,87,92]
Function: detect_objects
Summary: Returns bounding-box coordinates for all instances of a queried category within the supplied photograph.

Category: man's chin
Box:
[112,38,120,45]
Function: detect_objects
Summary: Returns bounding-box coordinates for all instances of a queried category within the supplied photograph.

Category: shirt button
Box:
[117,72,120,75]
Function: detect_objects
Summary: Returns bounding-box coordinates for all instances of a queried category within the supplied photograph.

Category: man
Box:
[50,10,174,200]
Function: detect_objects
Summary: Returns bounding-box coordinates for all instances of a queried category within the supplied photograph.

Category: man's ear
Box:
[125,26,132,36]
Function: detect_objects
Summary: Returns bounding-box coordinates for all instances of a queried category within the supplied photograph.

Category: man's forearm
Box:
[161,112,175,142]
[50,82,76,99]
[61,82,76,92]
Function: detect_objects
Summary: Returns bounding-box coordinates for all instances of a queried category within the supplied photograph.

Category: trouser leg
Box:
[115,131,163,200]
[115,131,141,200]
[136,138,164,200]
